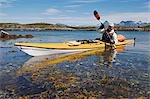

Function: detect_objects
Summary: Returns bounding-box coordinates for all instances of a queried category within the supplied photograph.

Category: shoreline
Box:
[1,27,150,32]
[2,28,150,31]
[0,23,150,31]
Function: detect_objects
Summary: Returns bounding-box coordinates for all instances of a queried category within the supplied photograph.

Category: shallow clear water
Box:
[0,30,149,98]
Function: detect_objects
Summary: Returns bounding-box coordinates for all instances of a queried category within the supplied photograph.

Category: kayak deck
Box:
[15,40,134,50]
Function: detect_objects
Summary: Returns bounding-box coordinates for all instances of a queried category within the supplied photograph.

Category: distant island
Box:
[0,21,150,31]
[115,21,150,31]
[0,23,95,31]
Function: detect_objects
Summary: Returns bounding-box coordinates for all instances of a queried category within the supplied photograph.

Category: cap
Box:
[109,22,114,27]
[103,21,109,30]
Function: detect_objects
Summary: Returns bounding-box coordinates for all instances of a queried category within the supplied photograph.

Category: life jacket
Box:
[102,32,115,44]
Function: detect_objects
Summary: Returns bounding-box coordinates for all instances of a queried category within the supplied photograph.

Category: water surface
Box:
[0,31,149,98]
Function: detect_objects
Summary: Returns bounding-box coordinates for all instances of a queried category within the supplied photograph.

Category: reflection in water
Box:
[100,48,117,66]
[17,46,124,75]
[16,48,105,75]
[0,45,149,98]
[99,46,125,66]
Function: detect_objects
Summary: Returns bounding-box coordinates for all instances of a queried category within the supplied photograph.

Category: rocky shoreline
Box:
[0,30,33,40]
[1,27,150,31]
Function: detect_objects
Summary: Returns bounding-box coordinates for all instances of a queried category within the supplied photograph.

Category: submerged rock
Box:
[0,30,33,40]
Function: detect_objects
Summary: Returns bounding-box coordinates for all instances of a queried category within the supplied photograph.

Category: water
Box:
[0,30,149,98]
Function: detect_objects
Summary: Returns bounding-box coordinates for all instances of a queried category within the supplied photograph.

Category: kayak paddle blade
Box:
[94,10,100,20]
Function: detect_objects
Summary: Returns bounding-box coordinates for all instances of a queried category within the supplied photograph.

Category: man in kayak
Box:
[97,21,118,48]
[94,10,125,45]
[98,21,118,44]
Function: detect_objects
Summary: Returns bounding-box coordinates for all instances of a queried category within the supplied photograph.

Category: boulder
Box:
[0,30,10,38]
[0,30,33,40]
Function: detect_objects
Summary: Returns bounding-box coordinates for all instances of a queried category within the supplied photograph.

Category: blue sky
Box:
[0,0,149,25]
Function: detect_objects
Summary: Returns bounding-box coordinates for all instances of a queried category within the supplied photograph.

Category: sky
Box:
[0,0,149,25]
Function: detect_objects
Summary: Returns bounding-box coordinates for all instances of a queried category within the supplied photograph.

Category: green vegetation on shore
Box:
[0,23,150,31]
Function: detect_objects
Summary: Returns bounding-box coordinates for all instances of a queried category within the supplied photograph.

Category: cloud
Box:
[43,12,150,25]
[65,0,102,9]
[42,8,61,15]
[0,12,6,16]
[103,12,150,23]
[1,10,149,26]
[71,0,99,4]
[146,1,150,8]
[0,16,45,23]
[1,12,149,25]
[64,4,81,8]
[0,17,44,20]
[41,15,96,25]
[118,0,129,3]
[0,14,95,25]
[0,0,16,20]
[0,0,16,7]
[65,9,76,13]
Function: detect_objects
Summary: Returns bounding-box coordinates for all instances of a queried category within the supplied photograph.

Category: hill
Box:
[0,23,95,31]
[0,22,150,31]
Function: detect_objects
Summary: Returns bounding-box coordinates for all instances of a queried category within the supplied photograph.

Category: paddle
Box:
[93,10,103,24]
[93,10,100,20]
[93,10,105,30]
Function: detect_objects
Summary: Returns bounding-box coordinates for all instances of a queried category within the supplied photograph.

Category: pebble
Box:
[65,65,70,68]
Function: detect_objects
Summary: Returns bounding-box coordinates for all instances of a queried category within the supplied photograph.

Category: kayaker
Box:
[98,21,118,45]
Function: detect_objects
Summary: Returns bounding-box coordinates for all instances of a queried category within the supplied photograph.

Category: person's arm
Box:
[97,23,105,33]
[113,32,118,44]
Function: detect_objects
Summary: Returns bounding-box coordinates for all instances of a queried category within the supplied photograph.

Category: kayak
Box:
[15,39,134,56]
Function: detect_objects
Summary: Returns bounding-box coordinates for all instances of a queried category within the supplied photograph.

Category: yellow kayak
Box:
[15,39,134,56]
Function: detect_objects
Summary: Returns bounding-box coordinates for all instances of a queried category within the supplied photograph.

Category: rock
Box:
[25,34,33,38]
[0,30,33,40]
[0,30,10,38]
[9,35,17,39]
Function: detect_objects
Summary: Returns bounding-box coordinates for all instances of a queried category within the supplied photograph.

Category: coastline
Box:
[0,23,150,31]
[2,28,150,31]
